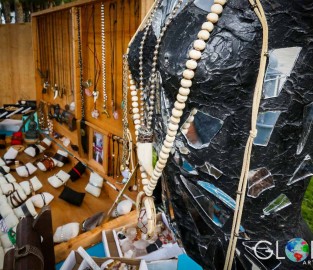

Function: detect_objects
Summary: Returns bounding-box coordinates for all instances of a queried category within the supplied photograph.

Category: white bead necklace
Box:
[133,0,226,192]
[101,2,110,118]
[128,0,227,235]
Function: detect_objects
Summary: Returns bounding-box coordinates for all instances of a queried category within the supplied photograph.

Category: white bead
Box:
[153,171,162,178]
[177,94,188,103]
[191,108,198,115]
[161,146,171,154]
[134,119,140,125]
[131,96,138,101]
[135,130,139,136]
[148,187,156,194]
[214,0,226,5]
[158,157,167,165]
[197,30,210,40]
[165,135,175,143]
[187,115,195,123]
[142,178,149,185]
[170,116,180,124]
[149,178,158,185]
[140,166,145,172]
[159,151,169,160]
[143,186,153,196]
[133,113,140,119]
[189,49,201,60]
[168,122,179,131]
[130,79,135,85]
[156,162,166,169]
[163,140,174,148]
[207,12,219,23]
[186,60,197,70]
[193,39,206,51]
[181,128,189,135]
[167,129,177,137]
[211,3,223,14]
[172,108,183,118]
[132,101,138,108]
[154,167,164,174]
[202,22,214,32]
[183,69,195,80]
[174,101,185,110]
[148,179,158,186]
[182,122,191,129]
[135,124,141,130]
[154,164,163,174]
[179,87,190,96]
[129,74,133,79]
[130,86,136,91]
[133,108,139,113]
[141,172,148,178]
[180,79,192,88]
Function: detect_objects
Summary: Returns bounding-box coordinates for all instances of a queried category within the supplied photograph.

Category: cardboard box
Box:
[60,250,148,270]
[102,213,184,262]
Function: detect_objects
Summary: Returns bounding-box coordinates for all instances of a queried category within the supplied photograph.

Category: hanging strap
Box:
[223,1,269,269]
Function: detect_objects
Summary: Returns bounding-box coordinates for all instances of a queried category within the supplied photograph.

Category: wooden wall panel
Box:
[0,24,36,107]
[31,0,143,212]
[81,0,139,138]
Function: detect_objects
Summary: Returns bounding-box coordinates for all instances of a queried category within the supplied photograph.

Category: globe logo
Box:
[285,238,309,262]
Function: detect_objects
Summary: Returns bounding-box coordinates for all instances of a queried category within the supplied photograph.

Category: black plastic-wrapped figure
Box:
[128,0,313,269]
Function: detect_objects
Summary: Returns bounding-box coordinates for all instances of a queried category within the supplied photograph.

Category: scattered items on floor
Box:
[81,212,105,232]
[111,200,133,218]
[53,222,80,243]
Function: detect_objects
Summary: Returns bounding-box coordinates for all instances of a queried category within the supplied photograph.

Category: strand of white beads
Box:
[141,0,226,196]
[129,1,226,195]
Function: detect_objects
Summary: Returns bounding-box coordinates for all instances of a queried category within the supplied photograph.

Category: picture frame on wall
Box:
[87,122,108,173]
[93,131,103,165]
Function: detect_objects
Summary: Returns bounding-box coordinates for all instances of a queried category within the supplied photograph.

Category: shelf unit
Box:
[31,0,153,262]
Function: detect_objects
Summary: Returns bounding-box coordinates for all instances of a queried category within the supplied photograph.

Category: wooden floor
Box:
[0,145,114,231]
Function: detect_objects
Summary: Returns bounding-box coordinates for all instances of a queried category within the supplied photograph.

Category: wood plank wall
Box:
[0,24,36,107]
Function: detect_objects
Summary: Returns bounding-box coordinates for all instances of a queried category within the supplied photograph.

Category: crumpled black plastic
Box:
[129,1,313,269]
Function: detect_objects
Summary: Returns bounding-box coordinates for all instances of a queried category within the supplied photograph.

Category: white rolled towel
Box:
[37,157,58,172]
[54,150,68,167]
[48,170,70,188]
[0,226,17,249]
[0,173,16,185]
[53,222,80,243]
[0,202,13,218]
[7,189,27,208]
[16,162,37,177]
[4,213,19,229]
[111,200,133,217]
[13,199,37,218]
[19,176,43,195]
[24,145,42,157]
[0,166,10,176]
[85,172,104,198]
[0,182,22,195]
[3,147,18,164]
[24,138,52,157]
[0,195,6,205]
[31,192,54,208]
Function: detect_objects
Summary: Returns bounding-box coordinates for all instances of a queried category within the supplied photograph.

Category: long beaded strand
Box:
[129,0,227,196]
[101,2,109,117]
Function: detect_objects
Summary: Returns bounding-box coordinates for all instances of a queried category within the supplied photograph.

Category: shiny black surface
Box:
[129,0,313,269]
